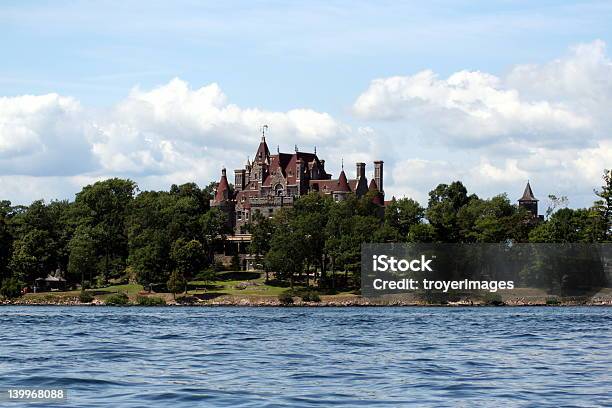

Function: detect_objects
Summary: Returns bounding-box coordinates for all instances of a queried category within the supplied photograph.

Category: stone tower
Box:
[518,181,538,218]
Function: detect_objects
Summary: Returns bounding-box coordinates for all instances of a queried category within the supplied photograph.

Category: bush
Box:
[0,277,22,299]
[278,292,294,305]
[176,295,198,304]
[195,268,217,283]
[136,295,166,306]
[301,291,321,302]
[79,290,94,303]
[546,296,560,305]
[230,253,241,271]
[105,292,129,305]
[482,292,504,306]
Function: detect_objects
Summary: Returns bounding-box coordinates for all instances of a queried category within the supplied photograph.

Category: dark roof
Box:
[254,137,270,163]
[337,170,350,192]
[214,171,230,203]
[519,181,537,201]
[368,178,378,191]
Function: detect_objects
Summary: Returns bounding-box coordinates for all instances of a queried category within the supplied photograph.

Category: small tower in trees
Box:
[518,181,538,218]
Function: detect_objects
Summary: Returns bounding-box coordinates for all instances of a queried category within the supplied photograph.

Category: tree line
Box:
[0,179,230,297]
[253,170,611,290]
[0,170,610,297]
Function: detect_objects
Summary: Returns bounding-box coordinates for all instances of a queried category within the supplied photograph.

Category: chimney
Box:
[374,161,383,193]
[356,162,366,180]
[234,169,246,192]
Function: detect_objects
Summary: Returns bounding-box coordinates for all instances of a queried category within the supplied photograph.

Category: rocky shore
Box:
[3,293,612,307]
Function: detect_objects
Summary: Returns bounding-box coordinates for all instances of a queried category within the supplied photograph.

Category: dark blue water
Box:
[0,307,611,407]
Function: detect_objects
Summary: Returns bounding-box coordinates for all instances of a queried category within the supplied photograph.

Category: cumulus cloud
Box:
[0,94,95,176]
[354,69,592,149]
[355,40,612,208]
[0,78,353,203]
[1,42,611,209]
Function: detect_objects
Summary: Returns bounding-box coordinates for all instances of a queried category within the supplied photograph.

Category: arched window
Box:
[274,184,284,196]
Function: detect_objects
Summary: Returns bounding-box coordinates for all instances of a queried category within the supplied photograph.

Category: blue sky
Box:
[1,1,612,209]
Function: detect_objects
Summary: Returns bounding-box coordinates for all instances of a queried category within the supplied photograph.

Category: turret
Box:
[213,168,230,204]
[518,181,538,218]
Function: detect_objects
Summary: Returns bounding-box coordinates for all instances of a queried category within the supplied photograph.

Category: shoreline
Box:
[3,296,612,307]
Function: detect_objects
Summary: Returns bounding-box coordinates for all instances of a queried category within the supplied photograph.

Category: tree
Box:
[171,238,206,281]
[408,223,436,243]
[167,269,187,299]
[593,169,612,241]
[0,277,21,299]
[265,210,305,289]
[200,208,229,263]
[247,212,274,279]
[545,195,569,220]
[291,193,331,282]
[0,200,14,282]
[73,178,137,281]
[384,197,424,238]
[426,181,474,242]
[67,225,97,288]
[9,229,54,284]
[529,208,595,243]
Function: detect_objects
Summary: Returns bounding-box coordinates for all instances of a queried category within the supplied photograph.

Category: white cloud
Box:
[1,42,611,209]
[354,69,592,149]
[356,40,612,208]
[0,78,352,203]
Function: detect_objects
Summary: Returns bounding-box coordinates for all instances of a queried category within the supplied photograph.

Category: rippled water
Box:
[0,306,611,407]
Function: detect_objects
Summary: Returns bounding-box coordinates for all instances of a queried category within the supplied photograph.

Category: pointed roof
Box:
[214,169,230,203]
[336,170,350,192]
[254,136,270,163]
[519,181,537,202]
[368,178,378,192]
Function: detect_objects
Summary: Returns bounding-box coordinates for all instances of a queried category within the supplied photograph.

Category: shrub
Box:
[79,290,94,303]
[278,292,294,305]
[0,278,22,299]
[176,295,197,304]
[105,292,129,305]
[301,291,321,302]
[482,292,504,306]
[136,295,166,306]
[546,296,560,305]
[230,253,241,271]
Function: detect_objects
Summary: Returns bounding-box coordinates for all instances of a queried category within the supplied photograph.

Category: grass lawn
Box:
[23,283,145,302]
[188,271,289,297]
[18,271,357,302]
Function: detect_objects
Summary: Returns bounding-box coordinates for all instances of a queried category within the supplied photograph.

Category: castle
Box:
[211,130,385,234]
[210,130,541,270]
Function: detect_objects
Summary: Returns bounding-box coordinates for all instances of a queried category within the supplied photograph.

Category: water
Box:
[0,306,611,407]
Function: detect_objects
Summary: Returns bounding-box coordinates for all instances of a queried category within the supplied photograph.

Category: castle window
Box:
[274,184,284,196]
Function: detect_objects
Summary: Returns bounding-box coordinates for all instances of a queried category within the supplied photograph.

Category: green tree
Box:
[0,277,22,299]
[0,200,14,282]
[9,229,54,284]
[407,223,436,243]
[265,210,305,289]
[529,208,595,243]
[167,269,187,299]
[200,207,229,263]
[171,238,206,281]
[67,225,97,288]
[593,169,612,241]
[426,181,474,242]
[247,212,274,279]
[384,197,424,238]
[73,178,137,281]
